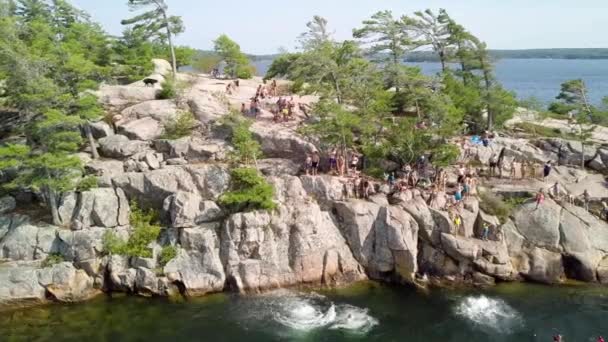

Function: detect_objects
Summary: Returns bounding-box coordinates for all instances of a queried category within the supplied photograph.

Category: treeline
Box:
[0,0,197,225]
[264,10,517,174]
[405,48,608,62]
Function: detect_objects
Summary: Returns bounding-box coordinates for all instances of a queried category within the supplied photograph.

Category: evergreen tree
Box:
[405,9,452,72]
[121,0,184,76]
[353,10,415,92]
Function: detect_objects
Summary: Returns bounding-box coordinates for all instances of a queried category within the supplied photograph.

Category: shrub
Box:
[219,168,276,213]
[102,201,161,258]
[236,65,256,79]
[162,111,198,140]
[479,191,524,223]
[41,253,64,268]
[77,176,98,192]
[159,246,177,267]
[222,111,262,165]
[157,80,177,100]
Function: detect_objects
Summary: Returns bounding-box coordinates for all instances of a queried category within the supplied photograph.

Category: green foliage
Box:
[162,111,197,140]
[102,200,161,258]
[121,0,184,75]
[479,191,517,223]
[192,53,222,73]
[519,96,546,112]
[513,122,576,140]
[431,144,460,167]
[213,34,253,79]
[264,53,302,80]
[76,176,98,192]
[219,168,276,213]
[159,245,177,267]
[222,112,262,165]
[41,253,64,268]
[157,79,177,99]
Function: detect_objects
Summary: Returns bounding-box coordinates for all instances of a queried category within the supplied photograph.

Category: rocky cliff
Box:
[2,60,608,310]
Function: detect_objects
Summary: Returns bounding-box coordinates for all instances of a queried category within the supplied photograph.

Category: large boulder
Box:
[96,85,159,108]
[258,159,300,177]
[0,265,46,308]
[250,121,316,162]
[221,176,365,292]
[300,175,348,210]
[163,192,223,228]
[154,137,230,162]
[107,255,136,292]
[0,218,58,261]
[118,117,163,141]
[187,92,229,123]
[0,196,16,214]
[55,227,111,277]
[59,188,130,229]
[121,100,178,122]
[512,198,561,250]
[152,59,172,76]
[165,225,225,296]
[89,121,114,139]
[38,262,97,302]
[99,135,151,159]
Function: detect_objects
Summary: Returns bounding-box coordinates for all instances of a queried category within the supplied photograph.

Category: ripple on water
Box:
[455,295,524,334]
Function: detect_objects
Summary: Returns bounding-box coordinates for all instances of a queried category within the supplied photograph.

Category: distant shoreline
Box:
[247,48,608,62]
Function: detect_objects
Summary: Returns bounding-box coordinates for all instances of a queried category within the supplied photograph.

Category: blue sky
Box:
[72,0,608,54]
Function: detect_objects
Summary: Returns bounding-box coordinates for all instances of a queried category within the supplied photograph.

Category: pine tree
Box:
[121,0,184,76]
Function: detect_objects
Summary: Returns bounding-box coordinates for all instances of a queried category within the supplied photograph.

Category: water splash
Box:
[455,295,524,334]
[264,291,378,334]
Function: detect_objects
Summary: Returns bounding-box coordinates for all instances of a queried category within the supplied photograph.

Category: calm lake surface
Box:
[2,282,608,342]
[254,58,608,104]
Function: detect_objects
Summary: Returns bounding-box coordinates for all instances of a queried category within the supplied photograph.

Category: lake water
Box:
[254,58,608,105]
[2,282,608,341]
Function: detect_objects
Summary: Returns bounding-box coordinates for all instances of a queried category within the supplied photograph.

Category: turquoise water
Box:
[2,282,608,341]
[254,58,608,104]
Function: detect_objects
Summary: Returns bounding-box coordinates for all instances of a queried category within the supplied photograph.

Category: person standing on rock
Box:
[543,161,553,182]
[304,154,312,175]
[582,189,591,212]
[601,202,608,221]
[535,188,545,210]
[550,182,562,200]
[481,222,490,241]
[457,164,466,184]
[510,159,518,180]
[311,151,320,176]
[337,153,346,177]
[329,149,338,174]
[350,154,359,175]
[489,155,498,177]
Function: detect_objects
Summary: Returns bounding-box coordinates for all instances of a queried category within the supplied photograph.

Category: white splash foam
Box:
[272,293,378,334]
[330,304,379,334]
[455,295,523,333]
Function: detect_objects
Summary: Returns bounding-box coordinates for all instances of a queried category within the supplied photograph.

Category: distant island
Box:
[245,48,608,63]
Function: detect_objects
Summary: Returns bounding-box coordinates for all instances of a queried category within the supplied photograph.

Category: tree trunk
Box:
[330,72,342,104]
[581,140,585,169]
[47,187,61,226]
[439,51,447,72]
[161,9,177,77]
[85,122,99,159]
